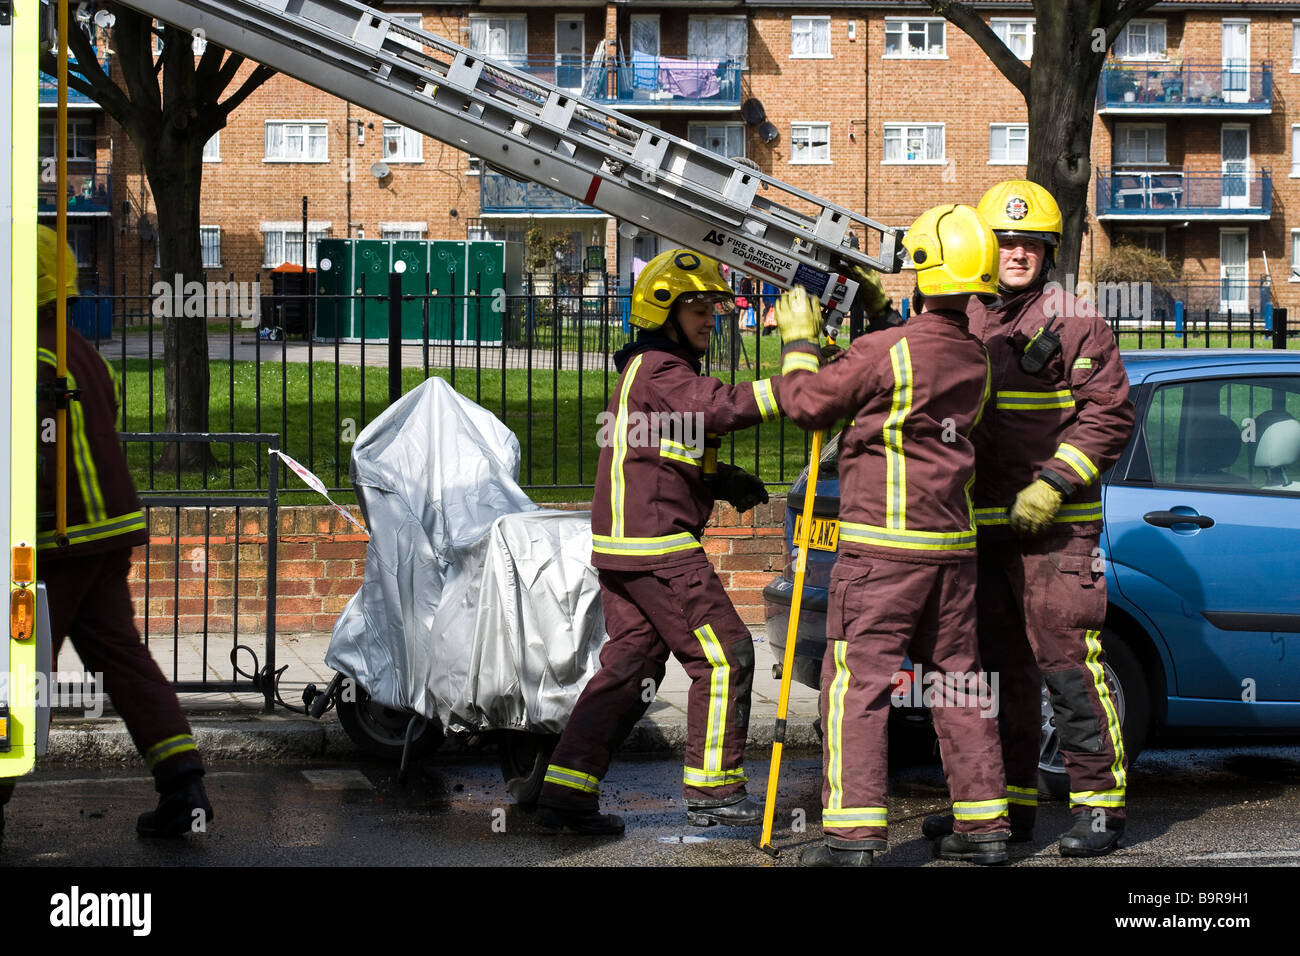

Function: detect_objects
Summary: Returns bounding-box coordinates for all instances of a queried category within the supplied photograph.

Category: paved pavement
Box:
[46,625,823,766]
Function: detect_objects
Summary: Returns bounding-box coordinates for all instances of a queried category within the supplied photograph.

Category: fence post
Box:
[388,271,402,405]
[1273,308,1288,350]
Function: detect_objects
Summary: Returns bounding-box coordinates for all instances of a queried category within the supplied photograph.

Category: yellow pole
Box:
[758,331,832,857]
[54,0,68,540]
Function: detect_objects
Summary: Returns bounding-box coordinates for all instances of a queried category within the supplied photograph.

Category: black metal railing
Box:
[119,432,280,710]
[75,272,802,498]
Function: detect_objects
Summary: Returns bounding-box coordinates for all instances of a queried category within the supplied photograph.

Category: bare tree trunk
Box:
[146,134,212,470]
[1027,9,1106,283]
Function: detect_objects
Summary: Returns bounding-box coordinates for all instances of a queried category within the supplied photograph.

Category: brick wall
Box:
[126,499,790,636]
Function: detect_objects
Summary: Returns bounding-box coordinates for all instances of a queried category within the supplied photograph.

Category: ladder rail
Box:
[121,0,905,320]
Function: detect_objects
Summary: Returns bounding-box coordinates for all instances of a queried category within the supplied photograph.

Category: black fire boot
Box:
[137,770,213,838]
[799,842,873,867]
[934,831,1010,866]
[685,794,762,827]
[922,812,1034,844]
[1059,812,1125,857]
[536,804,625,836]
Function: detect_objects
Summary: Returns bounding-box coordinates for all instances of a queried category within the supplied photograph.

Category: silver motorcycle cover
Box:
[326,376,606,733]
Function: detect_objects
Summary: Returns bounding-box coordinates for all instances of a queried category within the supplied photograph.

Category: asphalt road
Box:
[3,740,1299,868]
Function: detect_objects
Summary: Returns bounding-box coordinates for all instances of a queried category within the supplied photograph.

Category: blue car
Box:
[764,349,1300,795]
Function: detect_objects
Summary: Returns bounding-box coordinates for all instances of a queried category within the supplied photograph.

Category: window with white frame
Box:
[261,222,330,268]
[1114,20,1166,59]
[689,16,748,67]
[1114,124,1166,164]
[388,13,424,50]
[469,15,527,66]
[689,123,746,159]
[991,18,1034,59]
[1293,21,1300,72]
[264,121,328,162]
[1116,228,1166,257]
[790,123,830,164]
[202,131,220,163]
[382,123,423,163]
[39,117,96,162]
[200,226,221,268]
[791,17,831,58]
[989,124,1028,164]
[1293,125,1300,176]
[466,156,483,175]
[883,123,945,164]
[380,222,427,241]
[1291,229,1300,279]
[884,18,945,58]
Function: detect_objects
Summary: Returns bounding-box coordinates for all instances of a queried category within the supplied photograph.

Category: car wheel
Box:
[499,731,561,805]
[1037,627,1150,800]
[336,687,444,762]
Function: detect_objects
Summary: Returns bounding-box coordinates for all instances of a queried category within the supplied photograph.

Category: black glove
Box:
[820,343,846,364]
[708,463,769,514]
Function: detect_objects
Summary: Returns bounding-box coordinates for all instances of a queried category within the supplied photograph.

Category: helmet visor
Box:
[678,290,736,315]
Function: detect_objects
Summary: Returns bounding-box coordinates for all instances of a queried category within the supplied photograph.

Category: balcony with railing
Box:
[37,164,112,216]
[493,54,743,110]
[1096,168,1271,220]
[479,170,603,217]
[1097,61,1272,114]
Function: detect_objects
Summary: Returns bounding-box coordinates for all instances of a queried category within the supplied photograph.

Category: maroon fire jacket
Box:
[967,280,1134,537]
[778,309,992,565]
[590,335,784,572]
[37,320,148,561]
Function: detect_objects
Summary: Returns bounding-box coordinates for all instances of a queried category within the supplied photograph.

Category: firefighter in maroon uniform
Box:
[0,226,212,839]
[776,205,1010,867]
[922,181,1135,857]
[535,249,785,834]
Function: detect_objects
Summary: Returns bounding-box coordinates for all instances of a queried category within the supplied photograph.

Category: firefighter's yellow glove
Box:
[774,285,821,346]
[1009,479,1063,536]
[848,264,892,321]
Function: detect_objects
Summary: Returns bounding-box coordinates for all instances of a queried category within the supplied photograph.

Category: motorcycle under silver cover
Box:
[326,376,607,733]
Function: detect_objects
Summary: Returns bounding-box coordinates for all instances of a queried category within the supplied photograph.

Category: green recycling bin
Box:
[429,240,465,343]
[393,240,431,339]
[355,240,392,340]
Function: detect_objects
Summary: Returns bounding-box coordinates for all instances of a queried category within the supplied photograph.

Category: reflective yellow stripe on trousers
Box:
[1082,628,1127,796]
[693,623,729,775]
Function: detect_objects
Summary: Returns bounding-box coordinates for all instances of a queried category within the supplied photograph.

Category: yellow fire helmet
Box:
[630,248,734,330]
[36,223,80,308]
[977,179,1062,247]
[902,203,999,304]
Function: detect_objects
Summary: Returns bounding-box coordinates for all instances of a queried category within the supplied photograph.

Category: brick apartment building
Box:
[39,0,1300,319]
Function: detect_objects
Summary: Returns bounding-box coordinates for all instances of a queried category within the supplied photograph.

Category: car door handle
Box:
[1143,510,1214,529]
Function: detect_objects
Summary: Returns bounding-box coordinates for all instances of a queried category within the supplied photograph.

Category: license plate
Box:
[793,514,839,552]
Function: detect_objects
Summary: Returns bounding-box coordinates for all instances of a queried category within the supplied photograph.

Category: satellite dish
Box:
[370,161,391,179]
[758,122,779,145]
[94,10,117,29]
[741,98,766,125]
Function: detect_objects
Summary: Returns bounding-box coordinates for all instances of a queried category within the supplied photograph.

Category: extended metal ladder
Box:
[119,0,904,323]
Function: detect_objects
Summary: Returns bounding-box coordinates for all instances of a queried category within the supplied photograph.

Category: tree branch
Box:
[926,0,1030,98]
[218,64,275,119]
[1106,0,1165,48]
